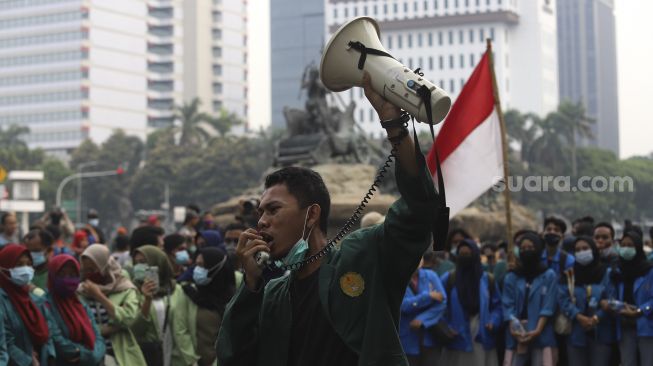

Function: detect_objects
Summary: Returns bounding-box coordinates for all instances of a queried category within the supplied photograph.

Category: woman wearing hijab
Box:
[172,247,236,366]
[0,244,56,365]
[177,230,226,283]
[439,239,502,366]
[130,245,184,366]
[557,236,613,366]
[502,232,558,366]
[46,254,106,365]
[609,231,653,366]
[79,244,145,366]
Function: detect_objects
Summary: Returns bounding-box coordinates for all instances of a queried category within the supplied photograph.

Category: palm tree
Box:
[172,98,213,146]
[0,125,30,149]
[208,109,243,137]
[552,100,595,176]
[504,109,537,164]
[528,112,569,173]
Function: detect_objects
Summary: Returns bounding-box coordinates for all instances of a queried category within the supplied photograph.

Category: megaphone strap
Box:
[380,113,410,129]
[347,41,395,70]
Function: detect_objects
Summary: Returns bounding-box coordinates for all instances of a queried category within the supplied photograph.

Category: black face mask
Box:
[519,250,540,266]
[457,255,474,269]
[543,233,561,247]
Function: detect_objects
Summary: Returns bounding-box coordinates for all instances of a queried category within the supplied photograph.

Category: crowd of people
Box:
[0,207,246,366]
[397,215,653,366]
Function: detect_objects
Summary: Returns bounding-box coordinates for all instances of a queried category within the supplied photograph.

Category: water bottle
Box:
[608,299,625,311]
[510,315,526,336]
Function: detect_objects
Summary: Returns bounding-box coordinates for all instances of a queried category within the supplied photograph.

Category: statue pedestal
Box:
[212,164,397,232]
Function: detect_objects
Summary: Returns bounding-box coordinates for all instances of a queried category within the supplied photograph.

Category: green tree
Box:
[527,112,569,173]
[209,109,243,137]
[172,98,214,146]
[551,100,595,176]
[504,109,537,164]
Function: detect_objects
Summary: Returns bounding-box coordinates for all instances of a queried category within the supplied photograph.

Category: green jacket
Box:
[0,288,56,366]
[216,155,439,366]
[82,288,146,366]
[45,292,106,366]
[171,286,200,366]
[0,305,7,364]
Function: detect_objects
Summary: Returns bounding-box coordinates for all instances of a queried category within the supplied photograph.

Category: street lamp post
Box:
[56,169,124,209]
[76,161,98,225]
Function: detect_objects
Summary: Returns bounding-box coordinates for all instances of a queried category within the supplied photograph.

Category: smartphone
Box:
[144,266,159,292]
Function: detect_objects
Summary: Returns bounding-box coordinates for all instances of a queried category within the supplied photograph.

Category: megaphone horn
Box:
[320,17,451,125]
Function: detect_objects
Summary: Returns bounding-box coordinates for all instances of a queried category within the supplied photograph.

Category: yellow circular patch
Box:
[340,272,365,297]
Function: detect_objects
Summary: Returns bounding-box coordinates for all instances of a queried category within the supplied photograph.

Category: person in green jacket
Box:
[130,245,183,366]
[216,73,443,366]
[46,254,106,365]
[0,306,7,364]
[0,244,57,366]
[173,247,236,366]
[79,244,146,366]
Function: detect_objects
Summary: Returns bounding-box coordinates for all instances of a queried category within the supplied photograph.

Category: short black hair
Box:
[594,222,615,239]
[183,211,199,225]
[544,216,567,234]
[186,204,201,215]
[264,167,331,233]
[130,226,164,253]
[163,233,186,253]
[114,234,130,251]
[575,221,594,237]
[1,212,13,225]
[45,224,61,240]
[26,228,53,248]
[224,222,247,232]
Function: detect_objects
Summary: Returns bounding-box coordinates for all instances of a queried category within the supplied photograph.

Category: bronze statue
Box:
[275,64,381,166]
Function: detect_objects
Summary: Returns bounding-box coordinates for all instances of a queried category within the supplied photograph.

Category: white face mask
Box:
[89,218,99,227]
[575,249,594,266]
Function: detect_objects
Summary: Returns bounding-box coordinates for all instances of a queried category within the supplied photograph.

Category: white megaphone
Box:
[321,17,451,124]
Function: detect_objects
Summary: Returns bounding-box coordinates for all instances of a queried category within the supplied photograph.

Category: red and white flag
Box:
[426,50,504,216]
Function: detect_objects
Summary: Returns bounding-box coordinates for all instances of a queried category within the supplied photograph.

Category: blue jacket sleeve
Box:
[539,272,557,317]
[558,283,580,320]
[501,274,517,322]
[401,291,434,315]
[489,280,503,328]
[414,273,447,328]
[3,309,31,366]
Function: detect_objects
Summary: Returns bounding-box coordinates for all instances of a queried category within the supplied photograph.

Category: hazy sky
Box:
[248,0,652,159]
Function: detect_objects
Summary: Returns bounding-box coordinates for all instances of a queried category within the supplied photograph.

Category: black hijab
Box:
[455,238,483,316]
[513,232,548,281]
[618,232,653,303]
[182,247,236,314]
[571,236,606,286]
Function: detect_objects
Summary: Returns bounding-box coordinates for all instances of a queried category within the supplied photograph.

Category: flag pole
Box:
[486,38,515,255]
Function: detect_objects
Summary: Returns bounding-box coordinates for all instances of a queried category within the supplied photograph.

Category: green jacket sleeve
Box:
[171,290,200,366]
[110,289,140,328]
[0,308,8,365]
[34,295,57,364]
[130,292,159,342]
[79,304,106,366]
[381,152,438,305]
[216,280,264,366]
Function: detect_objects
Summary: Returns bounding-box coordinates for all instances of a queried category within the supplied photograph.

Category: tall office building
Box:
[0,0,248,156]
[270,0,325,129]
[326,0,560,137]
[557,0,619,155]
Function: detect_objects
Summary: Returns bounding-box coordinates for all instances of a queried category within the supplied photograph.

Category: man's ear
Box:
[308,204,321,230]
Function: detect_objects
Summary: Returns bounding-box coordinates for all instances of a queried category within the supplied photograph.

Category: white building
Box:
[0,0,248,157]
[325,0,559,137]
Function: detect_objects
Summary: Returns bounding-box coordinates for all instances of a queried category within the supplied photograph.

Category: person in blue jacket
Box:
[439,238,502,366]
[557,236,614,366]
[0,244,57,366]
[502,232,557,366]
[399,256,447,366]
[607,231,653,366]
[46,254,105,365]
[541,217,575,275]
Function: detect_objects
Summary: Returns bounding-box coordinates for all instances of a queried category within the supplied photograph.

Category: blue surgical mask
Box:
[575,249,594,266]
[193,256,228,286]
[513,246,520,257]
[175,250,190,265]
[275,205,315,268]
[618,246,636,261]
[10,266,34,287]
[193,266,211,285]
[31,251,46,267]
